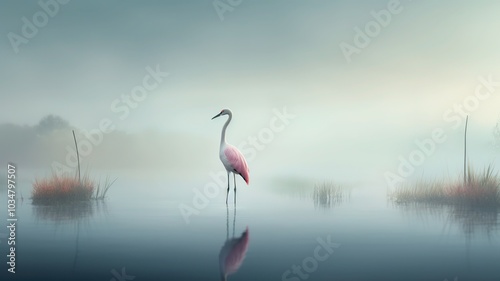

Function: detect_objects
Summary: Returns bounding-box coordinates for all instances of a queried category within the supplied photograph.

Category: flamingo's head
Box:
[212,109,232,120]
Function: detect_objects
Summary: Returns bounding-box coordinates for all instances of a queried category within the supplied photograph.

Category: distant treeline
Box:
[0,115,210,172]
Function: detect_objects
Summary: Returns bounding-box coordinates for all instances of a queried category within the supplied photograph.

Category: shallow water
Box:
[1,172,499,281]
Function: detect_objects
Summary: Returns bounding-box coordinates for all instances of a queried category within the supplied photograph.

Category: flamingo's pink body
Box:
[212,109,250,204]
[222,144,249,185]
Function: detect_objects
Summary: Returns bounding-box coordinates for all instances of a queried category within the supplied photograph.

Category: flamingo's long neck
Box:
[220,112,232,148]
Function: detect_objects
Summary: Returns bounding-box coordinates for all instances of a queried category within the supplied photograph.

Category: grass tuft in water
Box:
[313,181,349,209]
[32,173,94,205]
[32,172,116,205]
[392,164,500,207]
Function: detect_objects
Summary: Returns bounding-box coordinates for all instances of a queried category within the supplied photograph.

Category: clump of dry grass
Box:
[392,164,500,207]
[32,173,116,205]
[32,173,94,205]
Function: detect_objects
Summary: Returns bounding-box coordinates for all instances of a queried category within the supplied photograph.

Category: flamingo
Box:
[212,109,250,205]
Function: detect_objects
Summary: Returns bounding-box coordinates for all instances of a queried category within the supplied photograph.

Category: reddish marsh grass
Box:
[392,164,500,207]
[32,174,94,205]
[31,131,115,205]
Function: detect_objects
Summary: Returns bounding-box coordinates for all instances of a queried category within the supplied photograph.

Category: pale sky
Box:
[1,1,500,182]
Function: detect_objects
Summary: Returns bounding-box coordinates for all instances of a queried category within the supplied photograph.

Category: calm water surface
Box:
[1,171,499,281]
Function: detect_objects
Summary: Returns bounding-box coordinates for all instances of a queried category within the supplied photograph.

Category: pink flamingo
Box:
[212,109,250,204]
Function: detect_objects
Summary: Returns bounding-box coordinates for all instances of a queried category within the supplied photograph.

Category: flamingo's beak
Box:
[212,112,222,120]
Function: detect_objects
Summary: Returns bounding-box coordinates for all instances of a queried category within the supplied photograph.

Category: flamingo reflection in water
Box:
[219,206,250,281]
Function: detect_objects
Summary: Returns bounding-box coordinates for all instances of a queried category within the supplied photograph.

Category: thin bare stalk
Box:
[464,115,468,184]
[72,130,81,183]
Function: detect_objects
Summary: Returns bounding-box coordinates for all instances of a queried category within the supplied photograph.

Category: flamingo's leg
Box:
[226,171,230,205]
[233,173,237,205]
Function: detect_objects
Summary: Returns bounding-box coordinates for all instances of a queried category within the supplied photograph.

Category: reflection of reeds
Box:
[451,205,499,237]
[392,164,500,207]
[33,201,94,221]
[33,200,108,222]
[32,200,108,274]
[395,202,499,238]
[312,181,349,209]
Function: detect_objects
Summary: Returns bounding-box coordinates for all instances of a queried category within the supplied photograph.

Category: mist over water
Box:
[2,168,499,280]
